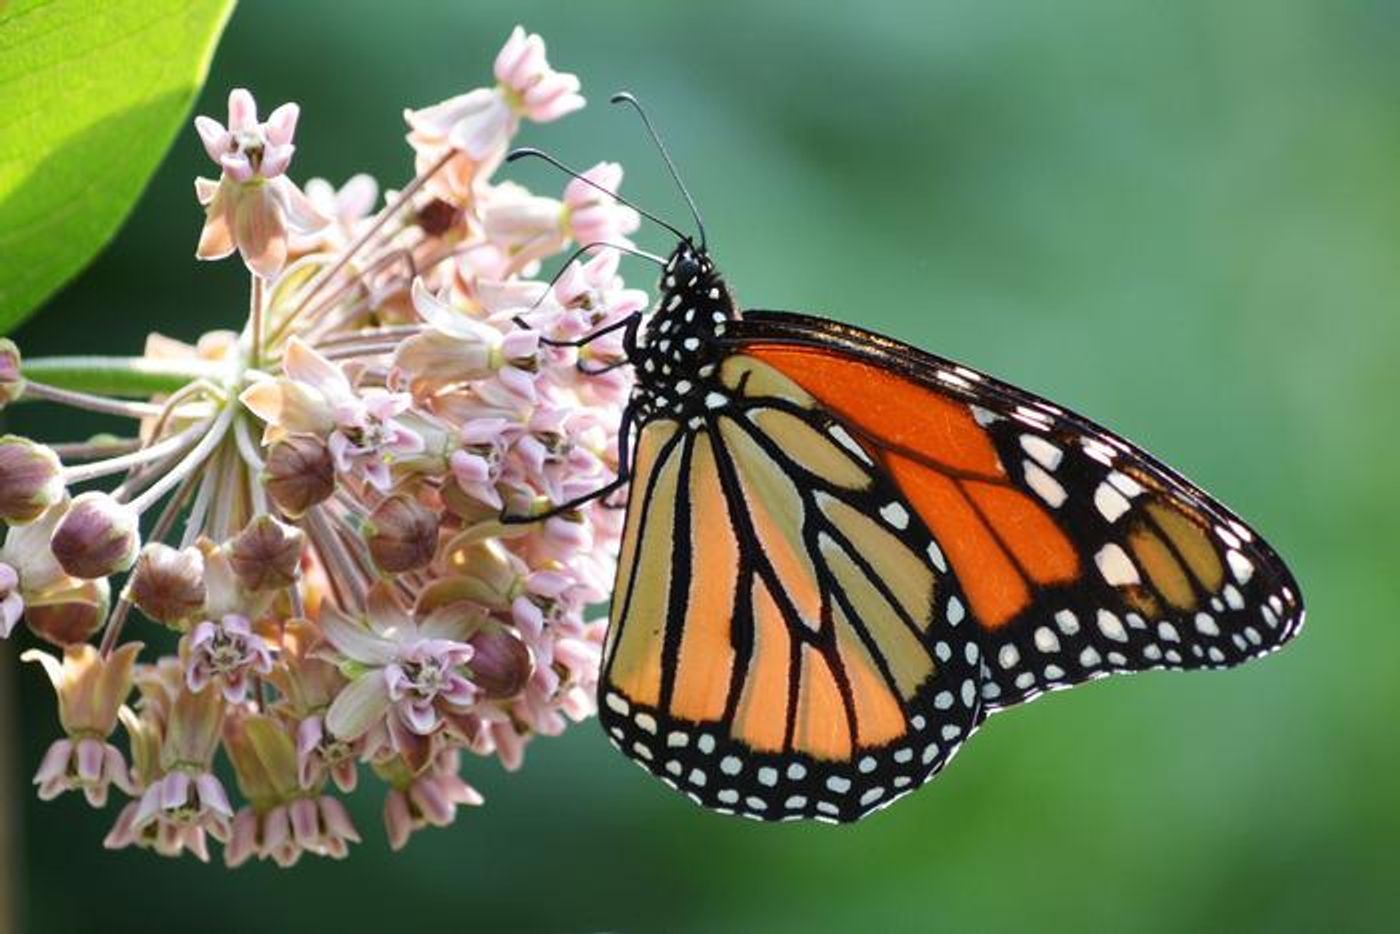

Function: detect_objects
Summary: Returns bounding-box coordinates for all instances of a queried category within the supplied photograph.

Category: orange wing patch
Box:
[745,345,1080,629]
[730,576,792,753]
[669,431,739,722]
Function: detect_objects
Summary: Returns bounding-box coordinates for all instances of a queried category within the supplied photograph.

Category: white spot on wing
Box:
[1094,483,1132,522]
[879,502,910,529]
[1021,435,1063,470]
[1095,543,1141,586]
[1024,460,1067,508]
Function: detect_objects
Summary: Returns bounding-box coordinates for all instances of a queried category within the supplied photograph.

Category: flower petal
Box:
[325,672,392,741]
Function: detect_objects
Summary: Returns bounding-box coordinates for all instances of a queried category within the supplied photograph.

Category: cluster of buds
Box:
[2,26,642,865]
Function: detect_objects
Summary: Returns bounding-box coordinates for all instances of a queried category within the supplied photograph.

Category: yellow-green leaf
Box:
[0,0,235,331]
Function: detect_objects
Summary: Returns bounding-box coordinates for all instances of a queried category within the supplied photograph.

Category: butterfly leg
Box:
[498,403,637,524]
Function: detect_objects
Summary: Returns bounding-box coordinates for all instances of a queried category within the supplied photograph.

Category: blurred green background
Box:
[4,1,1398,931]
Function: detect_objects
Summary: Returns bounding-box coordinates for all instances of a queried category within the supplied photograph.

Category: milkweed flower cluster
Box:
[2,26,642,865]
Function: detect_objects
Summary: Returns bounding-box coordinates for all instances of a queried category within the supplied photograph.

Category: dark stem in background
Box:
[0,643,21,931]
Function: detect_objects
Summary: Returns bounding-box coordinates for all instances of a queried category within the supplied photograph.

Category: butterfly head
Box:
[626,241,737,413]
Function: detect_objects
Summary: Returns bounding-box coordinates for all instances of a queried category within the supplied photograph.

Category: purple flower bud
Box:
[24,579,110,647]
[365,495,439,573]
[228,515,304,591]
[0,339,23,407]
[129,543,206,624]
[262,435,335,517]
[0,436,64,523]
[49,492,139,580]
[467,625,533,699]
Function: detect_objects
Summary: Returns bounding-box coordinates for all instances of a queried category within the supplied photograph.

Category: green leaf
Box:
[0,0,235,332]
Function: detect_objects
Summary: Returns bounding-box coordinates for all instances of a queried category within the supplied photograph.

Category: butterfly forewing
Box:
[730,311,1304,714]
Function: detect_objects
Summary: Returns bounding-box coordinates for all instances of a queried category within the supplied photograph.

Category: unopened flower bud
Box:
[467,625,533,699]
[263,434,335,516]
[0,436,64,523]
[0,339,23,407]
[228,515,304,590]
[50,492,139,579]
[25,579,110,646]
[365,496,439,572]
[129,543,205,624]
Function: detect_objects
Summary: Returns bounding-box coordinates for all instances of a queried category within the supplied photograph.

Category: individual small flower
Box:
[23,643,142,806]
[0,436,63,523]
[0,338,24,407]
[193,88,328,278]
[393,279,541,397]
[242,338,425,491]
[404,25,583,166]
[481,182,567,268]
[227,515,304,591]
[186,614,276,704]
[560,161,640,246]
[295,715,360,794]
[222,713,361,868]
[449,418,519,509]
[261,434,335,516]
[292,173,379,253]
[129,543,206,625]
[365,495,440,573]
[322,584,478,744]
[129,770,234,861]
[49,491,139,579]
[378,749,483,851]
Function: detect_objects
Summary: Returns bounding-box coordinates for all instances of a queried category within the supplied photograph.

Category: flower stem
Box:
[62,419,209,484]
[250,275,266,368]
[128,402,237,515]
[269,151,452,344]
[20,356,225,400]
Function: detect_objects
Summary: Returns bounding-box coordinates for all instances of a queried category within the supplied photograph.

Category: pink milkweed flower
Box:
[322,585,480,744]
[126,769,234,861]
[449,417,523,510]
[23,643,142,806]
[380,748,483,851]
[193,88,328,278]
[226,795,360,868]
[295,715,360,794]
[241,338,425,491]
[185,614,276,704]
[561,162,640,246]
[405,25,584,168]
[395,280,541,399]
[291,173,379,254]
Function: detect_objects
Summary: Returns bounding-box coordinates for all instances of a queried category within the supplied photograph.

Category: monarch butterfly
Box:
[514,95,1304,824]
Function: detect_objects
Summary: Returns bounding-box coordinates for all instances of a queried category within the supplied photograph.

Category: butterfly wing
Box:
[599,309,1303,823]
[729,310,1304,713]
[601,352,984,822]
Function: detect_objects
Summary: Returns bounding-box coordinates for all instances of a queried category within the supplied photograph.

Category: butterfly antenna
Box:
[610,91,707,249]
[506,148,692,244]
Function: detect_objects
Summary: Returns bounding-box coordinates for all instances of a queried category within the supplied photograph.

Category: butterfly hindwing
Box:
[601,353,984,822]
[730,311,1305,713]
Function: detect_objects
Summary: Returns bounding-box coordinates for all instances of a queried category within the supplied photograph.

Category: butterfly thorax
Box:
[626,242,738,420]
